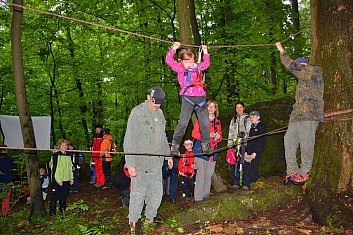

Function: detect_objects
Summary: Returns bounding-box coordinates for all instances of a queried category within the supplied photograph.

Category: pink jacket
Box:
[166,48,210,96]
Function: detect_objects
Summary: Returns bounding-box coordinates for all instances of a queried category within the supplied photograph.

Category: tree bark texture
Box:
[270,52,277,95]
[48,41,58,143]
[177,0,193,44]
[189,0,201,45]
[309,0,353,228]
[11,0,46,220]
[291,0,300,30]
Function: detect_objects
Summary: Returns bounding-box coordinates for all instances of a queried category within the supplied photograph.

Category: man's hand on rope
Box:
[168,159,173,169]
[275,42,285,53]
[128,167,137,177]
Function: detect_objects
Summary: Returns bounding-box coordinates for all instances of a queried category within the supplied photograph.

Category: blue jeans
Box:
[102,161,112,187]
[162,159,178,200]
[242,153,262,188]
[90,165,96,184]
[71,167,79,192]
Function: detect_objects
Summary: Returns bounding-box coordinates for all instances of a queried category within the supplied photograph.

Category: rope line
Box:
[323,109,353,118]
[0,0,298,49]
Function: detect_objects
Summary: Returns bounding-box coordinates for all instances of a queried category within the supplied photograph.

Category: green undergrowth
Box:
[0,197,189,234]
[0,199,128,235]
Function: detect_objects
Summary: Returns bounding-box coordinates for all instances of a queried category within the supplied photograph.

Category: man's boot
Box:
[144,218,154,225]
[130,221,141,235]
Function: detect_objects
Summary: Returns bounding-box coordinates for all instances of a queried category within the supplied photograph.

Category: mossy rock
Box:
[175,179,303,225]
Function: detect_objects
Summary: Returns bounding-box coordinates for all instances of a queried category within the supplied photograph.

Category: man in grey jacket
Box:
[124,87,173,234]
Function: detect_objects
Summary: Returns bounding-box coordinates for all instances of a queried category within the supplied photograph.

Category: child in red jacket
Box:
[178,140,197,200]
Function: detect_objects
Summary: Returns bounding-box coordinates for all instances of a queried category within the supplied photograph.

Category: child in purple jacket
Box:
[166,42,212,156]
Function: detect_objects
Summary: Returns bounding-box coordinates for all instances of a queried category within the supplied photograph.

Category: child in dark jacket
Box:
[112,164,131,207]
[178,140,197,200]
[242,111,266,190]
[27,168,49,204]
[40,168,49,200]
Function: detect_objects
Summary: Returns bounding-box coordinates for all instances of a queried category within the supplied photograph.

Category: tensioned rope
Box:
[0,0,300,48]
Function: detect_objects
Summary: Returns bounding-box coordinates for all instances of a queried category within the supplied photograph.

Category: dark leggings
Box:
[50,181,70,215]
[102,161,112,186]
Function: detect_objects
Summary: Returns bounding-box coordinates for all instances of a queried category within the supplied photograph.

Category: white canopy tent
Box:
[0,115,51,149]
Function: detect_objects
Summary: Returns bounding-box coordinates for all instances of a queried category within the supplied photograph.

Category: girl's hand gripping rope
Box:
[172,42,181,50]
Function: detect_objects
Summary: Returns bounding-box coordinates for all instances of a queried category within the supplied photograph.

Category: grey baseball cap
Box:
[249,111,260,116]
[149,87,165,104]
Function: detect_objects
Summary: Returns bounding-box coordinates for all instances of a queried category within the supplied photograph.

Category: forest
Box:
[0,0,309,148]
[0,0,353,234]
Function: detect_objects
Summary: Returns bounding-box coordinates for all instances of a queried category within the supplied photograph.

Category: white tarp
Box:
[0,115,51,149]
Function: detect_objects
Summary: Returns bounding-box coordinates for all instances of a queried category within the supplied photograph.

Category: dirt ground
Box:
[12,164,353,234]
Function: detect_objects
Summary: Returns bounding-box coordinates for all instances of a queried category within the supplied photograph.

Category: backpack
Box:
[237,115,249,138]
[180,161,195,175]
[226,148,237,165]
[109,140,118,156]
[72,152,84,165]
[179,154,196,175]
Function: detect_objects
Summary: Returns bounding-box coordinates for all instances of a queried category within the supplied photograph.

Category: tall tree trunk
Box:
[189,0,201,45]
[0,75,5,110]
[177,0,194,120]
[177,0,192,44]
[11,0,46,221]
[308,0,353,228]
[270,52,277,95]
[265,0,277,96]
[66,27,90,145]
[94,75,103,127]
[290,0,305,57]
[48,41,57,144]
[291,0,300,31]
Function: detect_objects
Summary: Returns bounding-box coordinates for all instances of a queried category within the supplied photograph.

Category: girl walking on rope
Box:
[166,42,212,156]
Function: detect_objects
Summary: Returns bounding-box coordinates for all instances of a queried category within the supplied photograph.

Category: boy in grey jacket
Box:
[124,87,173,234]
